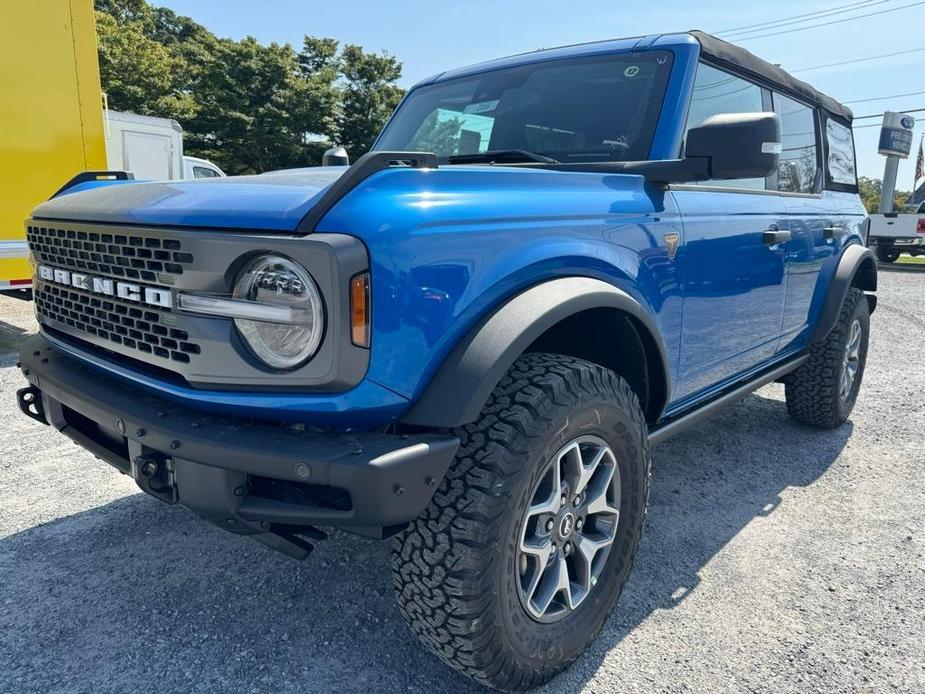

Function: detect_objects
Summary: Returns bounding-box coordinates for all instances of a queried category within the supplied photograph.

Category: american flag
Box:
[915,134,924,188]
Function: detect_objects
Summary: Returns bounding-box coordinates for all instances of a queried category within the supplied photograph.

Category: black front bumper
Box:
[17,334,459,558]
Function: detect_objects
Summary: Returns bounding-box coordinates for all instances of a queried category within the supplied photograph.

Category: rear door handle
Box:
[823,226,843,240]
[763,227,791,245]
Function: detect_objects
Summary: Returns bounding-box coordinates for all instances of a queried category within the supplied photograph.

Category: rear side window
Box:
[824,118,858,189]
[773,93,818,194]
[193,166,221,178]
[684,63,767,189]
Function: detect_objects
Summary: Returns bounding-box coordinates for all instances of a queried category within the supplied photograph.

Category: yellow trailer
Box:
[0,0,107,292]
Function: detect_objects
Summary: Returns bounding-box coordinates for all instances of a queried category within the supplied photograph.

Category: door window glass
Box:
[685,63,765,189]
[774,93,818,193]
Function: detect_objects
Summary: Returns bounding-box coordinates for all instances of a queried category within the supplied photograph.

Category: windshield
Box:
[374,51,673,164]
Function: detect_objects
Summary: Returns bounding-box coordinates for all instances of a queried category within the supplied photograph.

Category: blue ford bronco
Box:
[17,30,876,691]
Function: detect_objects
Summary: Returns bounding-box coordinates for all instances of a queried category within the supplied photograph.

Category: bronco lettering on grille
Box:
[37,265,172,308]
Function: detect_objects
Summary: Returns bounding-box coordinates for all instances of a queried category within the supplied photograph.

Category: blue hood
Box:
[32,168,349,231]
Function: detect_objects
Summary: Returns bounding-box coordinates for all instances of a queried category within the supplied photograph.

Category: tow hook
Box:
[16,386,47,425]
[133,452,177,504]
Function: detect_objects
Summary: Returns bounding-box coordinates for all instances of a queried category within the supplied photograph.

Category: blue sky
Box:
[151,0,925,187]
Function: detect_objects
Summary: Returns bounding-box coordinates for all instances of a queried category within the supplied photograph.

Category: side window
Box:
[774,93,818,193]
[685,63,766,189]
[824,118,858,188]
[193,166,221,179]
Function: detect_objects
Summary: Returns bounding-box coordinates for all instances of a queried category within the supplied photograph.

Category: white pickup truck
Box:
[869,202,925,262]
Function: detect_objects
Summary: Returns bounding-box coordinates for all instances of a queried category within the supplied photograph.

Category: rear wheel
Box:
[876,243,900,263]
[391,353,650,691]
[785,288,869,428]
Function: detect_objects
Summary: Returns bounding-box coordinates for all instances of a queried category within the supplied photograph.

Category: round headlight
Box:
[233,255,324,370]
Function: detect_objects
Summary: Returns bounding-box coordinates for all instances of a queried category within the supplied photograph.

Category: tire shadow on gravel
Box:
[549,387,854,690]
[0,388,851,694]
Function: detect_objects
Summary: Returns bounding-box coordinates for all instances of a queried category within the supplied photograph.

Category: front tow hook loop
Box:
[17,386,48,425]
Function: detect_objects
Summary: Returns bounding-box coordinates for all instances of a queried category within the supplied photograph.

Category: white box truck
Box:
[105,110,224,181]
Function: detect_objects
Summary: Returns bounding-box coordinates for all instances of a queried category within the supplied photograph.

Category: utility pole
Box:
[877,112,915,212]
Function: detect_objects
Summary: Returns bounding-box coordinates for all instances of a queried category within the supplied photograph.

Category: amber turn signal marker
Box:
[350,273,370,347]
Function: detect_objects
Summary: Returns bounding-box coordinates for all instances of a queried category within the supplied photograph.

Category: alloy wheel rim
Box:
[839,318,862,401]
[516,435,621,622]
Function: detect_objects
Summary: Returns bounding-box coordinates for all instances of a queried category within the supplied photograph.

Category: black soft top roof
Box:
[690,30,852,122]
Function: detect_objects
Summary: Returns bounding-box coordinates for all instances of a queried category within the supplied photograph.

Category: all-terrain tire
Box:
[785,287,869,428]
[391,353,650,692]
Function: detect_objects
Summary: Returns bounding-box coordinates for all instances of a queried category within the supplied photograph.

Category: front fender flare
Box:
[810,244,877,344]
[400,277,670,428]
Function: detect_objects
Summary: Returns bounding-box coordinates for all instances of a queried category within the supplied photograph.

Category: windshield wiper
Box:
[447,149,559,165]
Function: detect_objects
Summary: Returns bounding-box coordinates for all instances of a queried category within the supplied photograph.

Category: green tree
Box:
[858,176,912,213]
[337,45,404,156]
[96,11,194,120]
[94,0,405,173]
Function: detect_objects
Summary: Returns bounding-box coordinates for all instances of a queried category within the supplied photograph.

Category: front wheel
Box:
[391,353,650,691]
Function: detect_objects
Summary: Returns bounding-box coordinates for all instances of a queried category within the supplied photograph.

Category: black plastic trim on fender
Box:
[401,277,671,428]
[810,244,877,344]
[51,171,134,199]
[647,353,808,446]
[297,151,437,233]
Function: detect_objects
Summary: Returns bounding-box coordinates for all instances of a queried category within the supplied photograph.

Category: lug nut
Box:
[576,518,583,531]
[560,494,567,507]
[573,495,582,508]
[564,541,572,555]
[545,518,555,532]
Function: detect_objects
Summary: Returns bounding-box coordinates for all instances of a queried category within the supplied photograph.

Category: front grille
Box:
[35,283,200,364]
[26,224,194,283]
[29,222,202,369]
[24,218,368,390]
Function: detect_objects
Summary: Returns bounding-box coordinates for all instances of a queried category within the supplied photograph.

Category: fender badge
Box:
[664,232,680,259]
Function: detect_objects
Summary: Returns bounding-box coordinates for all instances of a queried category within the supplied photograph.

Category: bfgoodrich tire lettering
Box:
[391,353,650,691]
[785,287,870,428]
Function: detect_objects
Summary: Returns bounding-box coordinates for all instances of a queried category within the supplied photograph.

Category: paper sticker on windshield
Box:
[762,142,783,154]
[464,100,499,114]
[624,65,639,78]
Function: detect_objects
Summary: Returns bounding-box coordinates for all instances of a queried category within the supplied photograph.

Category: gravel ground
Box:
[1,270,923,693]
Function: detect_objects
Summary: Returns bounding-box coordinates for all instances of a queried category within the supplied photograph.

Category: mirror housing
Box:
[685,112,781,180]
[607,111,781,184]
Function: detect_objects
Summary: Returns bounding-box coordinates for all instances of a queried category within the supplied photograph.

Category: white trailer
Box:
[105,110,225,181]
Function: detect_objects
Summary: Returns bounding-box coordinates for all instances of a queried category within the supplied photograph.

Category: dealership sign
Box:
[878,111,915,158]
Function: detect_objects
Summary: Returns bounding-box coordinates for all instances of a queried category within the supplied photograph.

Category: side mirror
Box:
[685,112,781,180]
[611,112,781,184]
[322,146,349,167]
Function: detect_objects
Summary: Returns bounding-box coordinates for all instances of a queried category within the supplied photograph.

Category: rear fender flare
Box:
[400,277,670,428]
[810,244,877,344]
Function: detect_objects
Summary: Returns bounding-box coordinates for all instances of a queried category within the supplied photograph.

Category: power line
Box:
[789,46,925,73]
[721,0,892,39]
[733,1,925,41]
[853,106,925,120]
[844,90,925,104]
[715,0,881,34]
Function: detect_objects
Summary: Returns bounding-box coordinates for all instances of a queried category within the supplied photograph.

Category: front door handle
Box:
[823,226,843,240]
[763,227,791,245]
